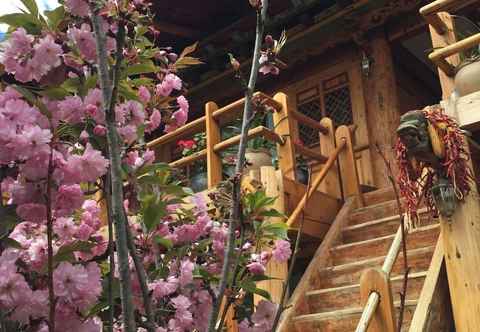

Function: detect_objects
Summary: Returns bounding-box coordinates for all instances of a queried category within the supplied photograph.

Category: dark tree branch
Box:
[206,2,270,331]
[375,143,410,332]
[90,7,136,331]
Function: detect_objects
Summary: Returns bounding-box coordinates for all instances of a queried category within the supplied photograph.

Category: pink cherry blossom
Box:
[150,276,179,299]
[179,259,194,286]
[146,109,161,133]
[156,73,182,97]
[247,261,265,275]
[55,184,84,215]
[93,124,107,136]
[58,96,85,123]
[54,217,77,241]
[118,125,138,144]
[63,143,109,183]
[138,86,151,104]
[16,203,47,223]
[251,300,277,329]
[272,239,292,262]
[64,0,89,17]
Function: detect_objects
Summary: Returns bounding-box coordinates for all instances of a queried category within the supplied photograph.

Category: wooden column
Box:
[362,31,401,188]
[319,117,341,199]
[273,92,297,181]
[205,101,222,188]
[335,125,364,206]
[359,268,396,332]
[255,166,288,305]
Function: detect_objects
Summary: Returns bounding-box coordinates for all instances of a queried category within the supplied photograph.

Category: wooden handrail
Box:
[355,224,405,332]
[286,139,346,227]
[429,33,480,76]
[213,126,284,152]
[212,92,282,125]
[419,0,463,16]
[290,110,329,134]
[147,116,206,148]
[169,149,207,168]
[294,142,328,163]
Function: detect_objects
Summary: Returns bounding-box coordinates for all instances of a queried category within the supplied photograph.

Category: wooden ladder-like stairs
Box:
[290,188,440,332]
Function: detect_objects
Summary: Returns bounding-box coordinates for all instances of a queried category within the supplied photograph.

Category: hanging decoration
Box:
[395,105,474,227]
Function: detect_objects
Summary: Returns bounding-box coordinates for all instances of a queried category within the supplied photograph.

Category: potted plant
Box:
[453,16,480,96]
[177,132,207,192]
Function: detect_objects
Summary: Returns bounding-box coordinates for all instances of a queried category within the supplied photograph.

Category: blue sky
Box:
[0,0,60,32]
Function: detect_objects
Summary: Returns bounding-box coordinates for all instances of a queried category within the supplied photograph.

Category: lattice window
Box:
[297,98,322,146]
[324,86,353,126]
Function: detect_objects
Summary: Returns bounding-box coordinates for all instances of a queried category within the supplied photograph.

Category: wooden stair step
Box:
[306,271,426,312]
[315,246,435,289]
[293,300,417,332]
[348,199,407,226]
[342,208,433,243]
[362,187,396,206]
[330,224,440,265]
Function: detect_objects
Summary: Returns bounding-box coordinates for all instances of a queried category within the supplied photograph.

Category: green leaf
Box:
[154,236,173,249]
[259,209,286,218]
[40,87,70,100]
[12,85,51,118]
[240,280,272,300]
[179,42,199,58]
[0,13,41,34]
[0,205,20,239]
[261,222,288,239]
[2,238,23,249]
[44,6,64,30]
[20,0,39,17]
[126,61,159,76]
[175,56,204,69]
[118,81,139,101]
[142,198,167,232]
[53,241,95,265]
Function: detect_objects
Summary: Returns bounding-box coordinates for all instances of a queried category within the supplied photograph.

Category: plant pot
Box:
[190,172,208,193]
[454,60,480,97]
[295,167,309,185]
[244,148,273,172]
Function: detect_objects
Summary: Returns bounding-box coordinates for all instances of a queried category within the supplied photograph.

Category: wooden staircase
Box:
[281,188,441,332]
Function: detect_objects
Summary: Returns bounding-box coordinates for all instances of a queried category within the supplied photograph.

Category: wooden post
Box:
[359,268,396,332]
[427,12,460,99]
[319,117,341,199]
[255,166,288,305]
[362,31,401,189]
[335,125,364,206]
[205,101,222,188]
[273,92,297,181]
[426,11,480,332]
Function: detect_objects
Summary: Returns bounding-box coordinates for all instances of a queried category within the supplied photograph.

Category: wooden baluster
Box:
[319,117,341,199]
[273,92,297,181]
[359,269,396,332]
[335,125,364,206]
[205,101,222,188]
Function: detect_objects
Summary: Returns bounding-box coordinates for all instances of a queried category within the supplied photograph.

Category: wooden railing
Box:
[147,91,364,203]
[355,224,404,332]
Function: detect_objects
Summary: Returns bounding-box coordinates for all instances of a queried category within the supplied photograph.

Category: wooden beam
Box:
[146,116,206,148]
[276,197,357,332]
[290,110,329,134]
[205,101,222,188]
[153,21,201,38]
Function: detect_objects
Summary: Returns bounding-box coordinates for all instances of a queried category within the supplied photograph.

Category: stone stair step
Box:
[330,224,440,265]
[306,271,426,312]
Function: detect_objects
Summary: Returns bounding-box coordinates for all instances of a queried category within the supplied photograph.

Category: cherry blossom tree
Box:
[0,0,290,331]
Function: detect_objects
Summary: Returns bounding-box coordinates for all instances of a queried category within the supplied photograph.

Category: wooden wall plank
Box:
[273,92,297,180]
